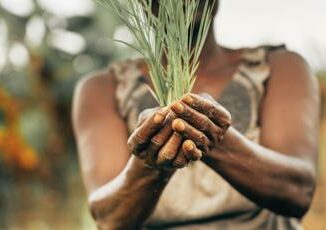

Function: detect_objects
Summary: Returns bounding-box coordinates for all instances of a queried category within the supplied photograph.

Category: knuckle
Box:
[213,106,231,128]
[151,136,165,148]
[199,134,210,146]
[172,159,186,168]
[128,132,148,153]
[200,118,211,131]
[168,111,177,119]
[135,131,145,144]
[221,113,232,130]
[224,110,232,123]
[215,127,224,139]
[216,105,231,122]
[157,153,176,167]
[159,151,174,162]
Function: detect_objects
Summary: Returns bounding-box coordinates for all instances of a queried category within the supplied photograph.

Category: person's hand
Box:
[171,93,232,155]
[127,107,203,170]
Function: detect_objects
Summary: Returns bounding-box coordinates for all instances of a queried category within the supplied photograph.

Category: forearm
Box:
[89,156,174,229]
[203,127,316,218]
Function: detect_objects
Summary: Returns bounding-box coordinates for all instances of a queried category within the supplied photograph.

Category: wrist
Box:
[205,127,244,160]
[126,156,174,184]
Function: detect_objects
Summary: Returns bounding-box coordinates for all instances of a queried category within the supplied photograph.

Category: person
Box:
[72,1,319,229]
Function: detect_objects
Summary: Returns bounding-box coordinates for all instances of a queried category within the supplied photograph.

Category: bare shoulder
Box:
[74,68,115,103]
[72,68,117,133]
[74,67,114,97]
[267,50,319,94]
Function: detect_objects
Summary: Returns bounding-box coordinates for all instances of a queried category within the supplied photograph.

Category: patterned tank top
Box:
[109,46,302,229]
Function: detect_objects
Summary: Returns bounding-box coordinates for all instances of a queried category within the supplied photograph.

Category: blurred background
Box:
[0,0,325,229]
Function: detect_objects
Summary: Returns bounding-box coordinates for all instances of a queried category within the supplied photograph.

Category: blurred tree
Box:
[0,0,128,228]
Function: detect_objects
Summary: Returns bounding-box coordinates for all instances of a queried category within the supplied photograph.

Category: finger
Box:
[172,148,189,168]
[144,111,176,153]
[171,101,224,142]
[182,94,231,130]
[172,118,211,153]
[182,140,203,161]
[198,92,216,103]
[156,132,183,166]
[136,107,161,127]
[141,112,176,164]
[128,108,168,155]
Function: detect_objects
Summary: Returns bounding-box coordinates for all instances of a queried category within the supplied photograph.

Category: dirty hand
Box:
[171,93,232,156]
[127,107,203,170]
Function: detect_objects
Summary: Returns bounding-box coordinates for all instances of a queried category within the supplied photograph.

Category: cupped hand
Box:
[127,107,203,170]
[171,93,232,155]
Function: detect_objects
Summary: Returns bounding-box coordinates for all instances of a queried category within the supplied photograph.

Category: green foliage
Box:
[97,0,215,106]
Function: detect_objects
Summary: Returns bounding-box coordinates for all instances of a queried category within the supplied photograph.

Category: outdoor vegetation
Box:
[0,0,325,229]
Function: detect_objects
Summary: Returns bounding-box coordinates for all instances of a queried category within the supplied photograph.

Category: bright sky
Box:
[215,0,326,70]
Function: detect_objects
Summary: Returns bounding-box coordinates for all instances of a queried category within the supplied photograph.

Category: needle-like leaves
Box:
[97,0,215,106]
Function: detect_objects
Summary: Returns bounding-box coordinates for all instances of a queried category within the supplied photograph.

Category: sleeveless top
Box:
[109,46,302,230]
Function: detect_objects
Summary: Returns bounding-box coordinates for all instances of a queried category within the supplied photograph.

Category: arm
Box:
[72,70,201,229]
[171,51,319,218]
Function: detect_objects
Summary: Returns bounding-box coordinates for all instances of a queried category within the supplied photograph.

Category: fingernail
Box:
[172,119,185,131]
[182,94,193,104]
[171,102,184,113]
[154,113,165,124]
[184,140,194,151]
